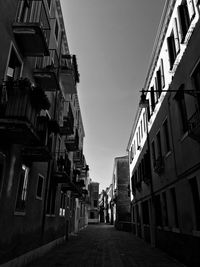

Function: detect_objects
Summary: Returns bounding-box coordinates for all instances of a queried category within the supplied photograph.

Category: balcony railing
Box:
[54,153,71,183]
[60,55,76,95]
[21,115,51,161]
[13,0,50,56]
[34,49,60,91]
[60,103,74,135]
[188,110,200,142]
[65,129,79,151]
[0,79,50,145]
[153,156,164,175]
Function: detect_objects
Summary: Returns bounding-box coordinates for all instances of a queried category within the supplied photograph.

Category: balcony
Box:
[153,156,164,175]
[21,115,51,161]
[60,55,77,95]
[188,110,200,142]
[65,129,79,151]
[0,79,50,145]
[13,0,50,56]
[54,154,71,183]
[34,49,59,91]
[60,103,74,135]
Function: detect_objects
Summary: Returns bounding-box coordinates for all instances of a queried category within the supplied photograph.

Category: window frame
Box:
[36,174,44,200]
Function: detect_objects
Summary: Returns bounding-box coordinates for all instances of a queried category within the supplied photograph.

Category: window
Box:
[162,192,168,226]
[163,119,170,153]
[160,59,165,89]
[192,63,200,109]
[142,200,149,225]
[90,211,94,219]
[156,69,162,98]
[155,195,162,227]
[173,18,180,54]
[138,126,141,144]
[46,181,57,215]
[0,153,6,196]
[175,85,188,134]
[59,191,66,217]
[150,86,155,112]
[6,45,22,80]
[140,120,143,139]
[15,164,29,213]
[167,31,177,70]
[55,19,59,41]
[134,140,136,155]
[151,141,156,163]
[36,174,44,199]
[170,188,179,228]
[156,131,162,157]
[189,177,200,230]
[143,112,146,133]
[177,0,195,43]
[93,200,98,207]
[19,0,30,22]
[47,0,51,9]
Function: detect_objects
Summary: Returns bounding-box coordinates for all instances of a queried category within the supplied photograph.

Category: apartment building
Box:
[127,1,200,266]
[0,0,89,265]
[88,182,99,223]
[112,156,130,230]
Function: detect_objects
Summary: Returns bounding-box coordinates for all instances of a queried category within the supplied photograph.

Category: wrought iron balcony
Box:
[60,55,77,94]
[65,129,79,151]
[188,110,200,142]
[13,0,50,56]
[0,79,50,145]
[34,49,59,91]
[60,103,74,135]
[54,153,71,183]
[153,156,164,174]
[21,115,51,162]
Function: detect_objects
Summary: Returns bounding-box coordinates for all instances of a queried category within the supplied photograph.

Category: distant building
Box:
[112,156,131,229]
[88,182,99,223]
[127,1,200,266]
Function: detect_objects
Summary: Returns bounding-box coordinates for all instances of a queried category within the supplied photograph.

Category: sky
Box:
[60,0,166,191]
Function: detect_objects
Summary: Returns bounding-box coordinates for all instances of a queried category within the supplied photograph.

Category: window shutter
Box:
[154,77,159,102]
[167,36,174,70]
[177,6,185,43]
[186,0,195,21]
[160,59,165,89]
[173,18,180,54]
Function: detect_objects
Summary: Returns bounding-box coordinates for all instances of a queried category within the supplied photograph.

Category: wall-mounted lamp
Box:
[139,89,149,108]
[139,86,200,109]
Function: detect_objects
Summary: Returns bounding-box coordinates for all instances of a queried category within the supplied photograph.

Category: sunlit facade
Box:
[127,1,200,266]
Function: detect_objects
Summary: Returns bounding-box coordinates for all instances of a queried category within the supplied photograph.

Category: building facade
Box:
[112,156,130,230]
[0,0,89,265]
[127,1,200,266]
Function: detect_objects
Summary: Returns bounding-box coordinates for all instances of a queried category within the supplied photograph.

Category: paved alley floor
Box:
[27,224,186,267]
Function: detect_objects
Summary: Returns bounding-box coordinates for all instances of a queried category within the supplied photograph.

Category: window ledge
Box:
[36,196,42,201]
[14,211,26,216]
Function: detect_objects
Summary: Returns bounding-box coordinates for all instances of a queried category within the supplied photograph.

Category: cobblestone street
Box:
[26,224,186,267]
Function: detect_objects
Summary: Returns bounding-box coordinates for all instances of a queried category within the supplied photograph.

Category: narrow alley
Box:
[26,224,185,267]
